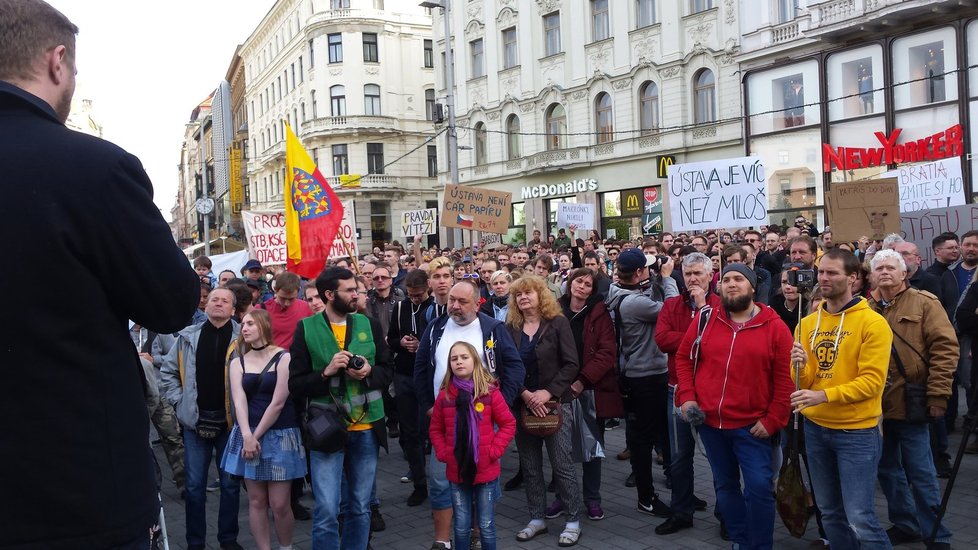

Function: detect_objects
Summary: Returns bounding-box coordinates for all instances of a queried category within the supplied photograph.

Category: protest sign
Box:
[441,184,512,234]
[667,156,767,231]
[556,203,595,230]
[825,178,900,242]
[242,211,287,265]
[400,208,437,237]
[481,232,505,249]
[901,203,978,269]
[882,158,965,213]
[327,200,358,259]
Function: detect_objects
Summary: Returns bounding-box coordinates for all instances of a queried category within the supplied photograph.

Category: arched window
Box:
[639,81,659,134]
[545,103,566,150]
[330,85,346,116]
[364,84,381,115]
[505,114,521,160]
[474,122,488,165]
[594,92,613,144]
[693,69,716,123]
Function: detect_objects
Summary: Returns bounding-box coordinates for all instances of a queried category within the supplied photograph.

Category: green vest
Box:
[301,313,385,425]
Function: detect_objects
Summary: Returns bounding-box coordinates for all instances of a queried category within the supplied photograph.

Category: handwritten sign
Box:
[825,178,900,242]
[441,184,512,233]
[556,203,595,230]
[242,211,287,265]
[882,158,965,213]
[328,200,358,259]
[667,156,767,231]
[481,232,505,249]
[901,203,978,269]
[400,208,437,237]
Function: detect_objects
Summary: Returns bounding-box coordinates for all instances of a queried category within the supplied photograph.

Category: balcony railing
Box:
[302,115,399,135]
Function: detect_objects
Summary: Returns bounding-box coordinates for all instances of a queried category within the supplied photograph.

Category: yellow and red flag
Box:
[284,124,344,279]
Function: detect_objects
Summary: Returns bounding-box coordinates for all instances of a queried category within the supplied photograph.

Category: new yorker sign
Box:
[822,124,963,173]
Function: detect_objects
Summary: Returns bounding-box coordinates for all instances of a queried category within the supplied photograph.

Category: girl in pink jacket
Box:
[430,341,516,550]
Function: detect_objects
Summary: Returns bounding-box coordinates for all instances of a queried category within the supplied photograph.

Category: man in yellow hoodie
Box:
[790,248,893,549]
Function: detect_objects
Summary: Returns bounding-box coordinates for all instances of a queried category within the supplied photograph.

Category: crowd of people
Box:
[131,216,978,550]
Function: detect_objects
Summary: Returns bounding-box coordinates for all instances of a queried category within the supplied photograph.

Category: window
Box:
[364,84,381,115]
[747,60,821,133]
[470,39,485,78]
[367,143,385,174]
[363,33,379,62]
[545,103,566,150]
[595,93,613,143]
[506,114,521,159]
[693,69,716,123]
[639,81,659,134]
[332,144,349,175]
[311,90,318,117]
[827,46,883,120]
[301,103,306,122]
[544,12,561,56]
[778,0,798,23]
[308,39,314,68]
[892,28,957,110]
[331,0,350,8]
[370,200,391,249]
[427,145,438,177]
[637,0,656,27]
[425,89,436,121]
[330,85,346,116]
[502,27,518,69]
[424,39,434,68]
[474,122,488,165]
[298,55,304,82]
[591,0,609,42]
[328,33,343,63]
[690,0,713,13]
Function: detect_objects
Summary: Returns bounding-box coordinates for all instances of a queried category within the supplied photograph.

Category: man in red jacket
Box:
[653,252,720,536]
[676,263,794,550]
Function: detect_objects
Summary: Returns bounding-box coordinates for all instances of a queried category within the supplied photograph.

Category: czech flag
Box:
[284,123,345,279]
[457,213,474,227]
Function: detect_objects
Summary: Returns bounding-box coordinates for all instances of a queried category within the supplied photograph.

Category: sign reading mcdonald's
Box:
[656,155,676,179]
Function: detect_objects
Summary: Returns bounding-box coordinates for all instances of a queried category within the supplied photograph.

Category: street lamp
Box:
[420,0,462,248]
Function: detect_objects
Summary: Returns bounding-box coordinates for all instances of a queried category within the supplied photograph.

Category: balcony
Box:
[806,0,963,41]
[301,115,399,137]
[321,174,402,193]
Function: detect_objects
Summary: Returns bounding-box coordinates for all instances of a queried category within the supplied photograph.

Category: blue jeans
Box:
[310,430,379,550]
[698,425,775,550]
[804,421,892,549]
[428,448,452,510]
[667,385,697,520]
[183,425,240,546]
[878,420,951,543]
[451,482,497,550]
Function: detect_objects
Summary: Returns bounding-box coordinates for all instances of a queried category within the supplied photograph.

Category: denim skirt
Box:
[221,424,307,481]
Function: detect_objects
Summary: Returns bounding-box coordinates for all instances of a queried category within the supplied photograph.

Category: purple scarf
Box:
[452,378,482,485]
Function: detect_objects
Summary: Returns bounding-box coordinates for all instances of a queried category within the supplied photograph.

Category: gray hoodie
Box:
[605,276,678,378]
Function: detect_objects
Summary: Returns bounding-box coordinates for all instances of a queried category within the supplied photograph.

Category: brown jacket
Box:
[868,287,959,419]
[508,315,581,403]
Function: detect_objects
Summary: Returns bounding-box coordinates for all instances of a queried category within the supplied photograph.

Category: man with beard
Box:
[289,267,394,550]
[675,264,794,550]
[790,249,892,549]
[0,2,201,547]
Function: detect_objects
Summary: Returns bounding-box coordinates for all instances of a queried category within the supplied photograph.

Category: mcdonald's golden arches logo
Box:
[657,155,676,179]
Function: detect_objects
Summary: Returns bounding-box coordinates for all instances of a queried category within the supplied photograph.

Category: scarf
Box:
[490,294,508,308]
[453,377,481,486]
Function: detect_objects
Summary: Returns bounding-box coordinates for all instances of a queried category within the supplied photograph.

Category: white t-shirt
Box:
[433,317,486,399]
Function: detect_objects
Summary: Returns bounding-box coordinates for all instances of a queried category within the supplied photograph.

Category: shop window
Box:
[548,196,577,234]
[826,116,887,182]
[892,28,957,110]
[747,60,820,134]
[507,202,526,245]
[827,45,884,121]
[749,128,822,211]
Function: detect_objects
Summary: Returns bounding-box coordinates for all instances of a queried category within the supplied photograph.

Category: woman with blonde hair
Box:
[506,276,583,546]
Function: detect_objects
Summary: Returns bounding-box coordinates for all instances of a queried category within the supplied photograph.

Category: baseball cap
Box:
[243,259,263,271]
[617,248,655,272]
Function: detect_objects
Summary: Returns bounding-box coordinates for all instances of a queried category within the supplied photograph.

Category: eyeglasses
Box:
[460,273,480,279]
[372,275,391,281]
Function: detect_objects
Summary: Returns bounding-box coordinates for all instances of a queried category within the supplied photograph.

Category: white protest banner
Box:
[400,208,437,237]
[667,156,767,231]
[556,203,596,230]
[242,211,287,265]
[901,203,978,269]
[882,158,965,213]
[481,232,505,249]
[328,200,358,259]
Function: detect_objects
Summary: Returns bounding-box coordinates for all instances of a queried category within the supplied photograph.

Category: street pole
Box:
[201,126,211,256]
[442,0,461,248]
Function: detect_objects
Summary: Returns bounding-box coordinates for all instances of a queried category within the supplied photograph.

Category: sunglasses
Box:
[373,275,391,281]
[460,273,480,279]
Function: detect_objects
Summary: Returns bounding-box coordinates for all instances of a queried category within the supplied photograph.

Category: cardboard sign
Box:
[556,203,595,230]
[901,203,978,269]
[242,211,288,265]
[400,208,437,237]
[667,156,767,231]
[328,200,358,259]
[441,184,512,234]
[825,178,900,242]
[882,158,965,213]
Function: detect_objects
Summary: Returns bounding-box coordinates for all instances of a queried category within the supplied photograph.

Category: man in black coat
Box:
[0,2,200,548]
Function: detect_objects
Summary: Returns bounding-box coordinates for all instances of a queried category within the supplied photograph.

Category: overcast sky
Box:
[48,1,273,221]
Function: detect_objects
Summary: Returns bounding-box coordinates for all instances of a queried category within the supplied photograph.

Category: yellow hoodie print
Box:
[793,297,892,430]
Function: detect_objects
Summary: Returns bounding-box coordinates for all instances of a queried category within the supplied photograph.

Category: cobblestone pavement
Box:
[156,418,978,549]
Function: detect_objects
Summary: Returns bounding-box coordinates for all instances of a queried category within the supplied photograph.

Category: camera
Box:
[786,263,816,291]
[656,255,670,267]
[348,355,366,370]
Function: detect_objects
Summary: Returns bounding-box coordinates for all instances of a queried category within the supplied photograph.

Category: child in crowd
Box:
[430,342,516,550]
[193,255,217,288]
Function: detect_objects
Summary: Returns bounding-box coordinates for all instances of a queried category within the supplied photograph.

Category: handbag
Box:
[570,391,605,463]
[891,345,929,423]
[196,410,226,440]
[304,401,350,453]
[520,398,562,437]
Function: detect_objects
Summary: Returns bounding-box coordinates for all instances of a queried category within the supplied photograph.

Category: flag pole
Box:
[337,230,361,276]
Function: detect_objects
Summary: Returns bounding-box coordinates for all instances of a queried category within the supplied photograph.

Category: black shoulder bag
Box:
[890,344,929,423]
